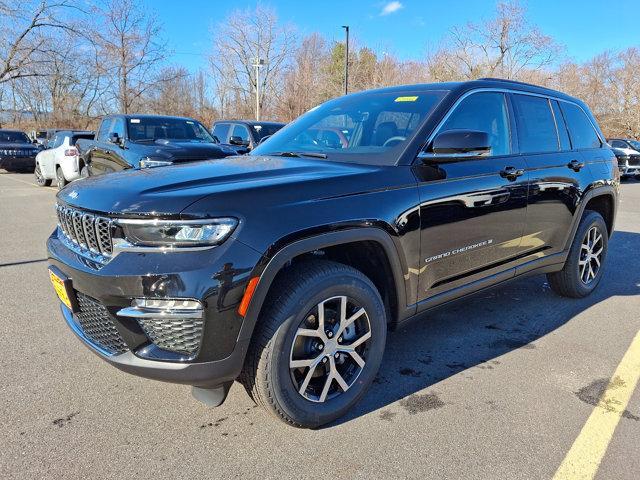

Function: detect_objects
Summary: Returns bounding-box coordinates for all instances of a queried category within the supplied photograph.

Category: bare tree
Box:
[427,0,562,81]
[210,4,296,119]
[0,1,81,85]
[93,0,171,113]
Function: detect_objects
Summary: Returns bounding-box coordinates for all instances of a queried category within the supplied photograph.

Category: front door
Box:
[414,91,529,305]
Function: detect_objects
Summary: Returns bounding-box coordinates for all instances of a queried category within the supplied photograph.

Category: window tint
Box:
[251,124,283,140]
[71,133,94,145]
[97,119,113,142]
[232,124,250,142]
[50,134,63,148]
[212,123,230,142]
[561,103,601,149]
[551,100,571,151]
[610,140,624,148]
[440,92,510,156]
[511,94,558,153]
[127,118,215,142]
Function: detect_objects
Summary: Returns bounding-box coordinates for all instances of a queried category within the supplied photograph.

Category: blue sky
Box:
[148,0,640,72]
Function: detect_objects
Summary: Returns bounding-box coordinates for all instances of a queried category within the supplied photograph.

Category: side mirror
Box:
[229,135,250,147]
[421,129,491,162]
[108,132,124,147]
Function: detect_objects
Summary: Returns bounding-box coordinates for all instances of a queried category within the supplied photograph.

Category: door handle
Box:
[568,159,585,171]
[499,166,525,180]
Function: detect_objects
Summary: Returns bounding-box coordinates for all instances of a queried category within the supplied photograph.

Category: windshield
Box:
[628,140,640,151]
[0,131,30,143]
[252,124,284,140]
[127,118,216,143]
[251,90,447,165]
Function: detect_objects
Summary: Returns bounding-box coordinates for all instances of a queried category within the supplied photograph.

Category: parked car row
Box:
[47,78,620,428]
[608,138,640,178]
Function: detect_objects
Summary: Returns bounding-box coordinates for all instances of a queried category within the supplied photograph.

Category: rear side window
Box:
[212,123,230,142]
[561,103,601,149]
[439,92,511,156]
[511,94,558,154]
[551,101,571,151]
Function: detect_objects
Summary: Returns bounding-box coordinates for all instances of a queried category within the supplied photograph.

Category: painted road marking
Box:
[553,330,640,480]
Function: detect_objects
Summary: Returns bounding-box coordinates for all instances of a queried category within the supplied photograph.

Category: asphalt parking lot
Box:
[1,171,639,479]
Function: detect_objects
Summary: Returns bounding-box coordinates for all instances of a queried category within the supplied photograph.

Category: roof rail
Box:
[477,77,550,90]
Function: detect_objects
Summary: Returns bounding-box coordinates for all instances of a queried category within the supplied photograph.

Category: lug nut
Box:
[317,343,324,351]
[334,352,340,359]
[327,331,333,338]
[322,357,328,363]
[338,336,343,343]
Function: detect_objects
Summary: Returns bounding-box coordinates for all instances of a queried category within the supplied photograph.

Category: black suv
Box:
[48,79,618,428]
[0,129,40,172]
[76,114,236,176]
[212,120,285,154]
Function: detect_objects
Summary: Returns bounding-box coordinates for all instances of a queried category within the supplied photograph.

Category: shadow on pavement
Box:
[330,230,640,427]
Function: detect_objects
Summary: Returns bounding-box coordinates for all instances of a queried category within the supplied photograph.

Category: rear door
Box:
[414,91,529,305]
[510,93,596,266]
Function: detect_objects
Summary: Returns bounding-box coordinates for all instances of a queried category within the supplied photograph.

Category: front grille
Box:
[75,293,128,355]
[0,148,37,157]
[629,154,640,166]
[56,204,113,257]
[137,317,204,356]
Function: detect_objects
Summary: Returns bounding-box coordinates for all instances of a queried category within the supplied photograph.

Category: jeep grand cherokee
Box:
[47,78,619,428]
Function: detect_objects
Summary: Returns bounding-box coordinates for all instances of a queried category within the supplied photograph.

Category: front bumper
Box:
[60,304,250,387]
[48,228,261,388]
[0,155,36,171]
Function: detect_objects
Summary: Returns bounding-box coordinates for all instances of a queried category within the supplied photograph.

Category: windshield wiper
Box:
[268,151,327,159]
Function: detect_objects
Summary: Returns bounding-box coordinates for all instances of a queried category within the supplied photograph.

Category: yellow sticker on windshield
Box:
[395,96,418,102]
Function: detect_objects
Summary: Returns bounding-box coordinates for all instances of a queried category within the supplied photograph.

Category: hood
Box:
[0,142,38,150]
[132,140,234,162]
[57,155,378,216]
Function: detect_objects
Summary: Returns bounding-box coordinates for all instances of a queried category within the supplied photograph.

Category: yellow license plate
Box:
[49,269,72,310]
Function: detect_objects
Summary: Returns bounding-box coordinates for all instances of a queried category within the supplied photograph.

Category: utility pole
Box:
[253,58,265,121]
[341,25,349,95]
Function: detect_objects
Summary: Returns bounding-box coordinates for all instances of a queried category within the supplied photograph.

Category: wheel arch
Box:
[237,228,411,343]
[563,185,617,251]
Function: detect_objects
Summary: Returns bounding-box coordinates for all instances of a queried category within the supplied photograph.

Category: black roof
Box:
[347,78,580,104]
[0,129,27,133]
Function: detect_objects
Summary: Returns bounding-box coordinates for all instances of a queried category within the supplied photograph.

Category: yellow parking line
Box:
[553,330,640,480]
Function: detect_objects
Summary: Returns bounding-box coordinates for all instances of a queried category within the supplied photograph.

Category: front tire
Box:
[547,210,608,298]
[241,260,387,428]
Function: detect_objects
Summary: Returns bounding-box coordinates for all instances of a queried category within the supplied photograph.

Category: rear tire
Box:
[34,163,51,187]
[56,166,68,190]
[547,210,608,298]
[241,260,387,428]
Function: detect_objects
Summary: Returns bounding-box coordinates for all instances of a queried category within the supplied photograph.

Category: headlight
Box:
[118,218,237,247]
[139,157,173,168]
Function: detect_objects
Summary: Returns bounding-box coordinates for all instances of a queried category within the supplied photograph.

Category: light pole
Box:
[253,58,265,121]
[341,25,349,95]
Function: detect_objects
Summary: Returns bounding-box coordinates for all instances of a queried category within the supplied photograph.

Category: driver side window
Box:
[440,92,511,156]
